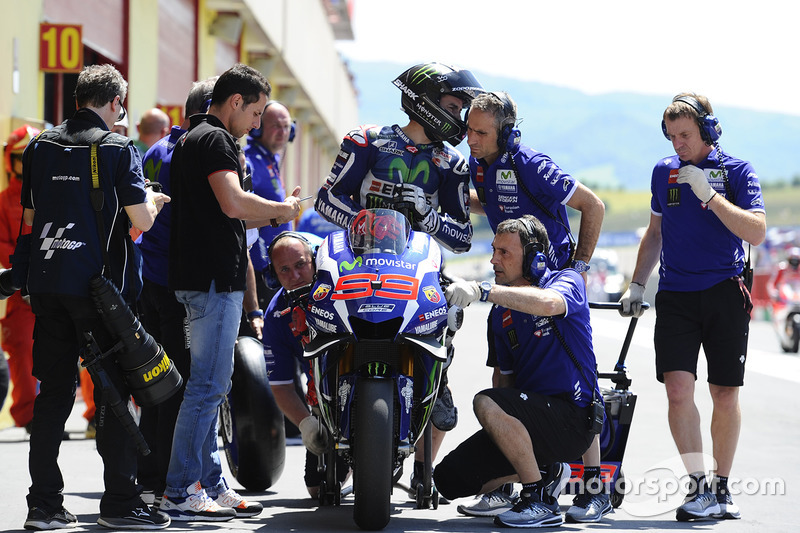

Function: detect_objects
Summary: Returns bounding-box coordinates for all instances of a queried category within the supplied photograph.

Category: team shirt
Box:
[490,268,598,407]
[139,126,185,287]
[651,147,765,292]
[244,137,291,271]
[471,144,578,270]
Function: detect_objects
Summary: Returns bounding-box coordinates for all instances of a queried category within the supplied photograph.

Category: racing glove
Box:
[445,280,481,308]
[299,415,328,456]
[677,165,716,204]
[400,184,440,234]
[619,282,646,318]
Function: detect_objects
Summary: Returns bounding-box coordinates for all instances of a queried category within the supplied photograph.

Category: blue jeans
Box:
[165,281,243,497]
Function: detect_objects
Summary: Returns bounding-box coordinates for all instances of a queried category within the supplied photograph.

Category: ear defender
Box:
[491,91,521,151]
[265,231,315,290]
[519,217,547,282]
[661,94,722,145]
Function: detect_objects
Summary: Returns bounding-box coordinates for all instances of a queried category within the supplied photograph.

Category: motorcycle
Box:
[301,208,459,530]
[769,276,800,353]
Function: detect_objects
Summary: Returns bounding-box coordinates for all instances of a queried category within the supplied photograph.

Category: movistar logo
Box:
[339,256,362,272]
[389,158,431,185]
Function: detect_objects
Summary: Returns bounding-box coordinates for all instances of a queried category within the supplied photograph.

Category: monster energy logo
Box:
[668,187,680,206]
[339,256,362,272]
[410,66,437,84]
[366,361,388,376]
[389,158,431,185]
[441,123,452,134]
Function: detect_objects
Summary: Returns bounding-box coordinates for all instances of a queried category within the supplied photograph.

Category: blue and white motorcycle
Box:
[302,208,459,530]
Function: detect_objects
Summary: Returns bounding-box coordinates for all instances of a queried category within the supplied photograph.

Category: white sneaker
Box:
[208,479,263,518]
[159,482,236,522]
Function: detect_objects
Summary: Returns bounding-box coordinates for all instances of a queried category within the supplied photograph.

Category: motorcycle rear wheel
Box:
[353,379,394,530]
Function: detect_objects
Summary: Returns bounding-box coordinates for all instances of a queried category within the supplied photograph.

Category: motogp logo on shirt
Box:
[39,222,86,259]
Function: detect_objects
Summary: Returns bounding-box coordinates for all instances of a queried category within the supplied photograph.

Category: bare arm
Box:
[243,257,262,339]
[209,170,300,224]
[272,383,312,427]
[706,196,766,246]
[125,189,170,232]
[566,183,605,263]
[630,212,663,286]
[469,189,485,216]
[485,283,566,317]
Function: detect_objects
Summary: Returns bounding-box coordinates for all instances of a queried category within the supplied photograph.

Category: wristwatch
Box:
[479,281,493,302]
[572,260,591,273]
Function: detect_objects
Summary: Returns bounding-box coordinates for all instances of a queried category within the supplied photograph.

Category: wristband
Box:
[270,218,278,228]
[247,310,264,320]
[704,191,717,205]
[631,281,646,288]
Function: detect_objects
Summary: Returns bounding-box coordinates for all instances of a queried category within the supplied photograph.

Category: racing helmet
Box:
[393,62,483,146]
[4,124,40,175]
[788,247,800,269]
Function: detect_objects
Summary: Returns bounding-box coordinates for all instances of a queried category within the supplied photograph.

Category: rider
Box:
[766,247,800,347]
[767,247,800,300]
[315,61,484,486]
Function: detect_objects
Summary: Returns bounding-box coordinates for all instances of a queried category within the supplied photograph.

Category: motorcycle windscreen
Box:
[348,208,410,256]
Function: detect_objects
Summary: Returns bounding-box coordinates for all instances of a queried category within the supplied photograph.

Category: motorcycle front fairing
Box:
[302,209,448,450]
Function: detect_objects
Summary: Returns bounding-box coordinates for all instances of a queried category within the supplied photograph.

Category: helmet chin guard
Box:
[393,62,483,146]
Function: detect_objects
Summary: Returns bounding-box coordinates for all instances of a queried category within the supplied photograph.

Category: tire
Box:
[221,336,286,491]
[791,319,800,353]
[353,379,394,530]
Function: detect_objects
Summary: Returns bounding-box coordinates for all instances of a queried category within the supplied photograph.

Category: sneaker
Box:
[97,505,170,530]
[458,485,519,517]
[676,489,720,521]
[712,490,741,520]
[159,482,236,522]
[24,507,78,531]
[494,492,563,528]
[431,384,457,431]
[566,492,612,523]
[541,462,572,500]
[208,480,263,518]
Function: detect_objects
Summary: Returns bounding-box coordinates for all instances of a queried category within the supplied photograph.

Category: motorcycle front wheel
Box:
[353,378,394,530]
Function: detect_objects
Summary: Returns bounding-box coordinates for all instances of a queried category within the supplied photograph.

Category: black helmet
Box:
[788,247,800,269]
[393,62,483,146]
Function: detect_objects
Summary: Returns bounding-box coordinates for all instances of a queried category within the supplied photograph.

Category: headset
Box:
[264,231,315,289]
[490,91,521,152]
[518,217,547,282]
[250,100,296,142]
[661,94,722,145]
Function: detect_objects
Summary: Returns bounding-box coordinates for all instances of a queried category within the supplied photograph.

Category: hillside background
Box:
[348,60,800,191]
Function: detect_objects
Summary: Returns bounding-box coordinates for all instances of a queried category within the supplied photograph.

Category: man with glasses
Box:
[20,63,171,530]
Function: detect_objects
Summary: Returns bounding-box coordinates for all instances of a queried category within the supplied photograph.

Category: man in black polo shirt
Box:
[160,63,301,522]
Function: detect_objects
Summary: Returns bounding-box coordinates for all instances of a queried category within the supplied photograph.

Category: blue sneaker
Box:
[494,492,562,528]
[676,489,720,521]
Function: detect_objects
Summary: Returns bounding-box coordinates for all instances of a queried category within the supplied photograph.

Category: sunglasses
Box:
[116,95,126,122]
